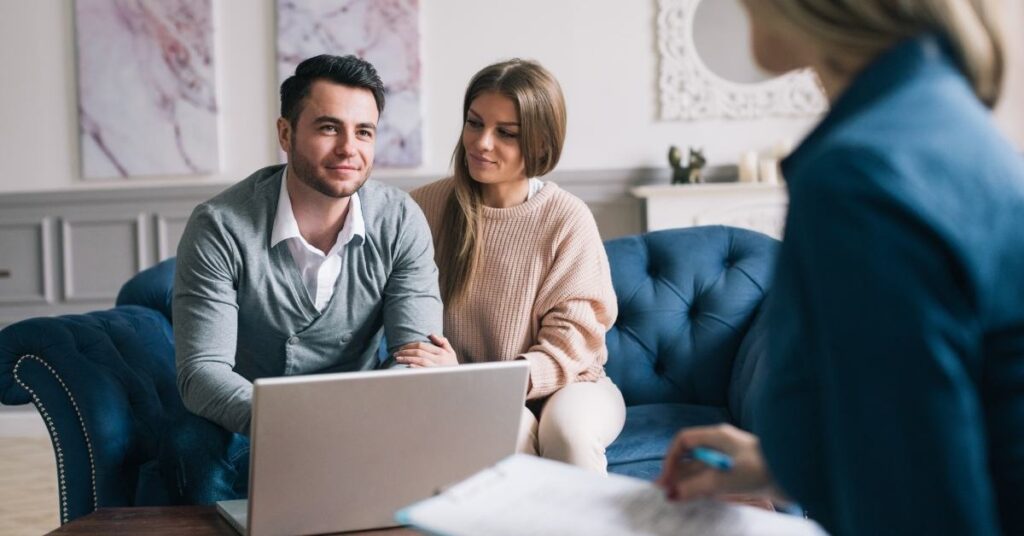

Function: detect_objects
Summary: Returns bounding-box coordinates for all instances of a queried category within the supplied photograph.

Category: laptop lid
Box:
[242,360,529,536]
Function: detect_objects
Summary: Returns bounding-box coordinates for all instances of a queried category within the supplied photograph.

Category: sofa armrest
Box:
[116,258,176,323]
[0,307,182,524]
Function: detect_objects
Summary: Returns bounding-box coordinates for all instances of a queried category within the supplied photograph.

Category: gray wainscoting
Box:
[0,168,659,330]
[1,185,213,329]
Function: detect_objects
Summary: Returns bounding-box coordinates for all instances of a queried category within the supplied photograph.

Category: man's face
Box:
[277,80,379,199]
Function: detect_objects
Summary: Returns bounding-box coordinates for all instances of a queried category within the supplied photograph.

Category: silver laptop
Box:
[216,360,529,536]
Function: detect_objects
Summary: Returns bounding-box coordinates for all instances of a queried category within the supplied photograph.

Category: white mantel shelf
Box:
[630,182,788,239]
[631,182,784,197]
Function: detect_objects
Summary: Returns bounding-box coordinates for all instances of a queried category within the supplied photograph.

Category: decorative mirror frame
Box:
[657,0,828,120]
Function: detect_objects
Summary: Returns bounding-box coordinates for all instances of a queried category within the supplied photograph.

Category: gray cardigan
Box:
[173,165,443,434]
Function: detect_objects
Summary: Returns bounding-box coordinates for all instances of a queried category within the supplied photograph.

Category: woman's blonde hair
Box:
[767,0,1006,107]
[438,59,567,305]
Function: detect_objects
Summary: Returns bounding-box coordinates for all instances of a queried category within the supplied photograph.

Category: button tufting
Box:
[288,336,299,345]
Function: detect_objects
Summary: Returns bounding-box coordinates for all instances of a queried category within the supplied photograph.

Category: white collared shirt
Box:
[270,171,365,311]
[527,178,544,200]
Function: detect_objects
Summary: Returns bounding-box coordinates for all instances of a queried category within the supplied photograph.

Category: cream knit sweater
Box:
[410,178,617,399]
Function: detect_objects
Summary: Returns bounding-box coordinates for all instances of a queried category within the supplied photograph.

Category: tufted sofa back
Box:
[115,257,176,321]
[604,226,779,420]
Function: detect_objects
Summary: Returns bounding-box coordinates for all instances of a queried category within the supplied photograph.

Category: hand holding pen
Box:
[655,424,782,503]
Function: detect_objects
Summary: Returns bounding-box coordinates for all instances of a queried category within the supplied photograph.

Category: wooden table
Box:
[47,506,420,535]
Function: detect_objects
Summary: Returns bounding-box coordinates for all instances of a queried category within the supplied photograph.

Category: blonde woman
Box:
[396,59,626,474]
[658,1,1024,534]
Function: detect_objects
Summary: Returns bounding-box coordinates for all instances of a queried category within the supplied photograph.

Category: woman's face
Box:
[739,0,811,74]
[462,91,527,186]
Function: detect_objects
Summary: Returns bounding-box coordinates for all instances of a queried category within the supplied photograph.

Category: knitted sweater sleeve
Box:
[174,203,253,435]
[519,203,617,399]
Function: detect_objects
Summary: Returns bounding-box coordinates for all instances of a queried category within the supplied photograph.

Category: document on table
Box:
[395,454,827,536]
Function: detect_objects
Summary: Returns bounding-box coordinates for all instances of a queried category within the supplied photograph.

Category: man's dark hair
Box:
[280,54,386,126]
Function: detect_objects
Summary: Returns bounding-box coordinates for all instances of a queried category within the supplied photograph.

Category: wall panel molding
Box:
[0,217,54,305]
[60,214,146,302]
[0,408,48,438]
[155,212,193,261]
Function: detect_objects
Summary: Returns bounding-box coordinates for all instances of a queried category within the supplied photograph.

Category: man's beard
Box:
[289,146,371,199]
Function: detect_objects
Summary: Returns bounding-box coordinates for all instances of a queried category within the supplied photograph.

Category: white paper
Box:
[396,455,827,536]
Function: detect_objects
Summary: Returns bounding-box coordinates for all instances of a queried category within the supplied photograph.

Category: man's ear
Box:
[276,117,292,153]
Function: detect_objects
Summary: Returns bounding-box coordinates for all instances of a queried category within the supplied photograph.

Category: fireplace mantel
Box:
[631,183,788,239]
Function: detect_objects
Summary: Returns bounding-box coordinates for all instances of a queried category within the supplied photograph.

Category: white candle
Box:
[738,151,758,183]
[773,138,795,159]
[759,158,779,185]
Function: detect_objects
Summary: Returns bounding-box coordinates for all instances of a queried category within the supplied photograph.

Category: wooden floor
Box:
[0,437,60,535]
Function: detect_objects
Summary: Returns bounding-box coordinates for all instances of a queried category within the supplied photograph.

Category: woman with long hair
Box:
[658,1,1024,534]
[396,59,626,474]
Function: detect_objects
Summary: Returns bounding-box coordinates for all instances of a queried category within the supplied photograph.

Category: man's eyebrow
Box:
[312,116,377,131]
[313,115,342,125]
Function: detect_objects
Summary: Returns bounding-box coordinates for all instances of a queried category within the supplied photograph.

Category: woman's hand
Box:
[656,424,776,502]
[394,334,458,367]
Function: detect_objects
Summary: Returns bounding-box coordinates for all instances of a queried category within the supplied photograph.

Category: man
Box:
[163,55,443,503]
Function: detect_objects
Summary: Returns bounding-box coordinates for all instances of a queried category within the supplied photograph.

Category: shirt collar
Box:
[270,167,365,253]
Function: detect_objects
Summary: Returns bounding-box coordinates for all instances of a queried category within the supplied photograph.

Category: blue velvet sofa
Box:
[604,226,777,478]
[0,225,778,524]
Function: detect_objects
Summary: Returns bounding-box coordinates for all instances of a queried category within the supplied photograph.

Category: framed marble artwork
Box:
[277,0,423,167]
[74,0,220,179]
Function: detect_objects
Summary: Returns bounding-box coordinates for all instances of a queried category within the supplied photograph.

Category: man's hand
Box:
[394,334,458,367]
[656,424,776,502]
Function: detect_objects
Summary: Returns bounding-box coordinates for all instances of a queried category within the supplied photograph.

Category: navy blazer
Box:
[755,35,1024,535]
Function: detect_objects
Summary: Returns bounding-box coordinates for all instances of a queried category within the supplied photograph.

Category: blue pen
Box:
[690,447,734,471]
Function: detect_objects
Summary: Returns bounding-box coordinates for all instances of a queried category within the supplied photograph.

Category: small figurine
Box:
[668,146,707,185]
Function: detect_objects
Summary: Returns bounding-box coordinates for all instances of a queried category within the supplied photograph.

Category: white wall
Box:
[994,0,1024,146]
[0,1,1020,195]
[0,0,819,194]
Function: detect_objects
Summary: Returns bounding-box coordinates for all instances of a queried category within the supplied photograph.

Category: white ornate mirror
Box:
[657,0,828,120]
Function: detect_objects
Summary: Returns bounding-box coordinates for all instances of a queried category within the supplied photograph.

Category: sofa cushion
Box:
[134,460,172,506]
[607,402,730,479]
[604,226,779,408]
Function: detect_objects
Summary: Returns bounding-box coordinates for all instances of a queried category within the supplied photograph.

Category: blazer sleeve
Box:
[774,147,1000,535]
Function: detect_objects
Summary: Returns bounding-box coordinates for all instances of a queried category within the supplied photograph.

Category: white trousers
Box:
[516,376,626,475]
